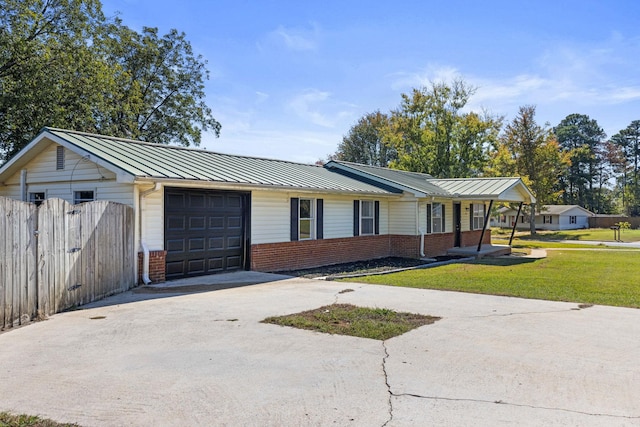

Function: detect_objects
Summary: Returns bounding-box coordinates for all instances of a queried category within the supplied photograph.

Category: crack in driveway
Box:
[390,392,640,420]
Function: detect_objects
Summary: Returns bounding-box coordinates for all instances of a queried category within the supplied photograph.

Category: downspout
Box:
[419,228,426,257]
[20,169,27,202]
[509,202,524,246]
[477,200,494,252]
[139,182,161,284]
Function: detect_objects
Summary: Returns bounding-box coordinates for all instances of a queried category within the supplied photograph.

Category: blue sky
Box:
[101,0,640,164]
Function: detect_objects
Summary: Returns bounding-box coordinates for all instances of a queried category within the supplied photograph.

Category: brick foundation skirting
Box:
[137,250,167,284]
[250,230,492,272]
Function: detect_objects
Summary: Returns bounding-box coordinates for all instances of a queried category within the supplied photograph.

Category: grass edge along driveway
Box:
[341,250,640,309]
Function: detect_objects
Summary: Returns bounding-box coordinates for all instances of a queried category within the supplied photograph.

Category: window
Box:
[56,146,65,170]
[426,203,446,233]
[74,190,94,204]
[570,215,577,224]
[29,192,45,206]
[353,200,379,236]
[290,198,323,241]
[361,200,375,235]
[472,203,485,230]
[299,198,315,240]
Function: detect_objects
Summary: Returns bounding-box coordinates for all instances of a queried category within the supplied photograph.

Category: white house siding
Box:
[140,187,164,250]
[388,199,417,235]
[251,190,291,244]
[251,191,392,244]
[0,143,133,206]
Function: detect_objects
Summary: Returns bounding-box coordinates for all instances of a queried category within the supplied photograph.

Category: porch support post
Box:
[508,202,523,246]
[477,199,494,252]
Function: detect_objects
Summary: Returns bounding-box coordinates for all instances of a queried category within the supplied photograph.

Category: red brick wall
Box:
[137,250,167,284]
[461,229,492,247]
[251,235,393,272]
[250,231,492,272]
[422,233,455,257]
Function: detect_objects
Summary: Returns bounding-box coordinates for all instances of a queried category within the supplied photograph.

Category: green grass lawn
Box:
[492,227,640,242]
[342,250,640,308]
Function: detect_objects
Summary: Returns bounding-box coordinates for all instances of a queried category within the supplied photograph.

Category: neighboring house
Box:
[493,205,593,230]
[0,128,535,282]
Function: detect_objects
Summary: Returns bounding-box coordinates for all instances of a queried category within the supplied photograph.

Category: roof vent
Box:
[56,146,64,170]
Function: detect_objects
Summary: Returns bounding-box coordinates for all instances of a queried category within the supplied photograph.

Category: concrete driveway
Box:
[1,273,639,426]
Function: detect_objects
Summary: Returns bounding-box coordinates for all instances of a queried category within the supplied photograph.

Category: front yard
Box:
[340,250,640,308]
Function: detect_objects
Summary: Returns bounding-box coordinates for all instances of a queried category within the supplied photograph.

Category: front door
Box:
[453,203,461,247]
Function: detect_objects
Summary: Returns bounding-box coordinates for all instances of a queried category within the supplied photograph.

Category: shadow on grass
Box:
[463,257,541,267]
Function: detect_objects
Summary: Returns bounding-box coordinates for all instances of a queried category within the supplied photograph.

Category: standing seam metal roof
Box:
[44,128,393,194]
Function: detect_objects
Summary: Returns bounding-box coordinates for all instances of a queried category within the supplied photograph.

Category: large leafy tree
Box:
[385,79,501,178]
[0,0,220,161]
[610,120,640,215]
[489,105,569,234]
[553,114,606,211]
[332,111,396,167]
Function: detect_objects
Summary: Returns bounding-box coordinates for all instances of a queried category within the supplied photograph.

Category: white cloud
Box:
[287,89,356,128]
[266,24,320,51]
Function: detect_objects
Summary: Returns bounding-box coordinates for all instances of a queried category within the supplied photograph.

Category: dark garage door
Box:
[164,188,249,279]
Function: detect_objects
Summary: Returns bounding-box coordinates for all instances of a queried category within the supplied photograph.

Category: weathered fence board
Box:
[0,197,37,329]
[1,197,135,330]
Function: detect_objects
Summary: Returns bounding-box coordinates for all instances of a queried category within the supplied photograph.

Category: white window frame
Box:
[473,203,485,230]
[432,202,444,233]
[360,200,375,235]
[569,215,577,224]
[298,198,315,240]
[29,192,46,206]
[73,190,95,205]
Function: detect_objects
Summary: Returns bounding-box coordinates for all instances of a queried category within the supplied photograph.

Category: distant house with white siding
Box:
[0,128,535,282]
[493,205,593,230]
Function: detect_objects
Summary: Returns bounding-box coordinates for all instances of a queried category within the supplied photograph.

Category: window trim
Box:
[426,202,446,234]
[298,198,316,241]
[29,192,46,206]
[73,190,95,205]
[290,197,323,241]
[360,200,375,235]
[354,199,380,236]
[472,203,485,230]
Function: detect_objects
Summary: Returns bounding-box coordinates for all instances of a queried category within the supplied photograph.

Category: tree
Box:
[553,114,606,211]
[385,79,501,178]
[332,111,395,166]
[0,0,220,162]
[610,120,640,215]
[489,105,569,234]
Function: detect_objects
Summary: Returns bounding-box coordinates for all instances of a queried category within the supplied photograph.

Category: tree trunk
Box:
[529,203,537,235]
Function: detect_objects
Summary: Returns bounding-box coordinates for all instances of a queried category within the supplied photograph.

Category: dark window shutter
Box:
[316,199,324,239]
[442,204,446,232]
[426,204,432,234]
[374,201,380,235]
[290,198,299,241]
[470,203,474,230]
[353,200,360,236]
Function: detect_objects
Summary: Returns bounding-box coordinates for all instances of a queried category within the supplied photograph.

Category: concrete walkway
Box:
[1,274,639,426]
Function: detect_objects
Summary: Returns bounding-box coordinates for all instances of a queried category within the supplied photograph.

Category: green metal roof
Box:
[40,128,393,194]
[326,160,535,203]
[325,161,449,196]
[430,177,532,200]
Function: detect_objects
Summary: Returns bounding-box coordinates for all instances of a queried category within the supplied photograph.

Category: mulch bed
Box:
[279,256,464,279]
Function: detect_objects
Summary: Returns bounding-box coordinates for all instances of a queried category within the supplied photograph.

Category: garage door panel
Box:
[226,256,242,269]
[165,188,248,279]
[189,216,206,230]
[227,236,242,249]
[189,194,206,208]
[166,216,186,231]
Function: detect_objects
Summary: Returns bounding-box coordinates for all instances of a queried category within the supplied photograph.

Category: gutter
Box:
[139,182,162,284]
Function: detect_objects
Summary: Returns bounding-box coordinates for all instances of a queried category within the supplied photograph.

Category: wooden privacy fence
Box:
[1,197,135,330]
